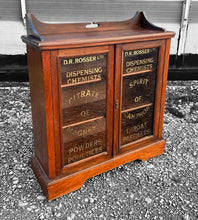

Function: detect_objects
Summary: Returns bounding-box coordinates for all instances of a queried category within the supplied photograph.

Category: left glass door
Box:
[56,46,114,172]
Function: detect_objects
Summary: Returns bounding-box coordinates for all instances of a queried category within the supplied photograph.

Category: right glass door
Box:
[121,47,158,146]
[115,41,165,154]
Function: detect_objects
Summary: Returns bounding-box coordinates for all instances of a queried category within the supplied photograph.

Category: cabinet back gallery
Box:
[21,12,175,201]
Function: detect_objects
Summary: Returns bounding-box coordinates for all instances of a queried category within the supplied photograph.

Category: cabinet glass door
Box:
[121,47,158,146]
[114,42,163,154]
[58,47,114,168]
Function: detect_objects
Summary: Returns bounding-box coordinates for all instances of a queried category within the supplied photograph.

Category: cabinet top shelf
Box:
[21,11,175,50]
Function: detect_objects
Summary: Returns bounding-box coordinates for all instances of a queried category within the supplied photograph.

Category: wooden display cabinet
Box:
[21,11,175,200]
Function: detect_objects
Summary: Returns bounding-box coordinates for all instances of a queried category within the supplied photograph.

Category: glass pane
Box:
[63,117,105,143]
[64,132,106,165]
[121,105,154,145]
[60,54,107,85]
[123,48,158,75]
[122,71,156,110]
[61,81,106,125]
[63,118,106,165]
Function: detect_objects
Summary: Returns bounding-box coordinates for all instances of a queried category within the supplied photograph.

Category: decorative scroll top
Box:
[25,11,165,41]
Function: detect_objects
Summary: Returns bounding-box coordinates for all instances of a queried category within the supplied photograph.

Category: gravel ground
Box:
[0,80,198,220]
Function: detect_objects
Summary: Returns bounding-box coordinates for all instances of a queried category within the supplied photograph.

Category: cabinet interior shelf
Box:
[122,69,154,77]
[121,103,153,113]
[61,78,105,88]
[62,115,105,129]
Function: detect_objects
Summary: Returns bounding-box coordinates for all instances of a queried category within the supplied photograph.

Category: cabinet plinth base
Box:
[32,139,165,201]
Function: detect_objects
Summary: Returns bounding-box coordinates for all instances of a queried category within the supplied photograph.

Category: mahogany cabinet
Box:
[22,11,175,200]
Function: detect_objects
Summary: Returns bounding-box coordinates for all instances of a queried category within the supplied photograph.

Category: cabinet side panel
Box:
[27,45,49,176]
[158,39,171,137]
